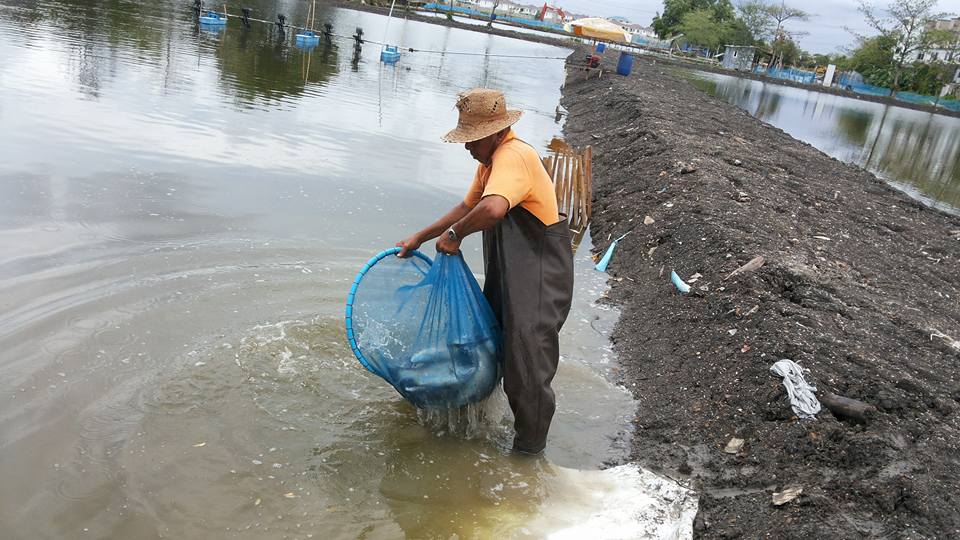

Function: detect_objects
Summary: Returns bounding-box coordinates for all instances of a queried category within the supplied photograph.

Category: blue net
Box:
[755,66,816,85]
[836,74,960,112]
[345,248,502,408]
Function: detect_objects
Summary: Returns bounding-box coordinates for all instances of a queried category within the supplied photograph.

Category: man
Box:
[396,88,574,455]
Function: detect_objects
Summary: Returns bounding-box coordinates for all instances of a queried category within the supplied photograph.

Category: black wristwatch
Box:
[446,227,458,241]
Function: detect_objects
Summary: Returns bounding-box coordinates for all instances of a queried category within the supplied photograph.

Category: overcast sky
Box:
[556,0,960,54]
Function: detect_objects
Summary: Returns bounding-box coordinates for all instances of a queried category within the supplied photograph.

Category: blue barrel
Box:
[617,52,634,76]
[596,43,606,53]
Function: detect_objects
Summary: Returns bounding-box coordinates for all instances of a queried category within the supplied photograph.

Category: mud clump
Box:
[561,50,960,538]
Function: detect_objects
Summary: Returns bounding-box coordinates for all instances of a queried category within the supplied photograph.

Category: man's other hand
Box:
[436,234,462,255]
[396,235,422,258]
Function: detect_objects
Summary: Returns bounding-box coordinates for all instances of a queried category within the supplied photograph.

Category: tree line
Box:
[651,0,959,97]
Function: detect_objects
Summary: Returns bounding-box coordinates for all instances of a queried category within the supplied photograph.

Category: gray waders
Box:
[482,206,574,454]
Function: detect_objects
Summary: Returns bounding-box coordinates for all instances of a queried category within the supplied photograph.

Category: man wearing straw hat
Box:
[397,88,574,455]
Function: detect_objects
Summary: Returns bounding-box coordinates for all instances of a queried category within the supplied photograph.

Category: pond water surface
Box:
[689,71,960,215]
[0,1,678,537]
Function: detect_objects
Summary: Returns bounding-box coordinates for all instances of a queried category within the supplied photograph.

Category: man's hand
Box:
[436,233,462,255]
[396,234,422,258]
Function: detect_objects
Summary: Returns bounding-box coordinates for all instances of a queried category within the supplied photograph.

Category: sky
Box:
[555,0,960,54]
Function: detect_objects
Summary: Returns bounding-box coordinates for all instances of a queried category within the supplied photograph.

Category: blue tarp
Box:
[756,66,816,85]
[836,74,960,112]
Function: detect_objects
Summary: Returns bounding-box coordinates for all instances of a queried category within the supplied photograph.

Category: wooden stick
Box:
[572,153,582,229]
[556,154,563,207]
[819,392,877,423]
[584,146,593,221]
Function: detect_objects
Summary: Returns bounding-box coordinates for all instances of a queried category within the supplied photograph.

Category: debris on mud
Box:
[562,50,960,538]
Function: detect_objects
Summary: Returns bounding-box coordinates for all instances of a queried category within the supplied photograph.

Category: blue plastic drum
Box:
[617,51,634,76]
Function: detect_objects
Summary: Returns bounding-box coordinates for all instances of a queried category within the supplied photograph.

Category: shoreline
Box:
[561,49,960,538]
[321,0,574,48]
[650,55,960,119]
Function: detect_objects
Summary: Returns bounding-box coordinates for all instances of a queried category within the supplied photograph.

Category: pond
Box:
[0,1,697,537]
[688,71,960,215]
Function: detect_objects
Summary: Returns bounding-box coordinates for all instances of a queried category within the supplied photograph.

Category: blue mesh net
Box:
[345,248,502,408]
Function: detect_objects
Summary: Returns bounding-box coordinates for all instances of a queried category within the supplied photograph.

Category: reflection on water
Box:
[689,72,960,214]
[0,0,691,538]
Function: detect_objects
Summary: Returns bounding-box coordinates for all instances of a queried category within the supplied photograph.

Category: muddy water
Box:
[689,71,960,215]
[0,1,660,537]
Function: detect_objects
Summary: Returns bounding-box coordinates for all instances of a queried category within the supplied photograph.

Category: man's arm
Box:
[435,195,509,254]
[396,202,472,257]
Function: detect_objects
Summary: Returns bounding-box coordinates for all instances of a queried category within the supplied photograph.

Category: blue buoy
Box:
[617,51,634,76]
[295,30,320,47]
[199,10,227,25]
[380,45,401,63]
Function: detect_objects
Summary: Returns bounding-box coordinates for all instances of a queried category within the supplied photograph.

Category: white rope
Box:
[770,359,821,419]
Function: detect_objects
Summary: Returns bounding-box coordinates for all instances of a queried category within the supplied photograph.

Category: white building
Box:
[495,1,535,17]
[906,17,959,67]
[620,22,656,38]
[457,0,497,11]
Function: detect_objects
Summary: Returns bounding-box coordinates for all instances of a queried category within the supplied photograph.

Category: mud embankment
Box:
[561,50,960,538]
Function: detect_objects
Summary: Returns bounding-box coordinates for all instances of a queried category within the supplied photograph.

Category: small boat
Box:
[199,10,227,25]
[380,45,401,63]
[295,30,320,47]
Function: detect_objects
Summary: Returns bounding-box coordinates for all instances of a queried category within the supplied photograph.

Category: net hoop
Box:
[345,247,432,376]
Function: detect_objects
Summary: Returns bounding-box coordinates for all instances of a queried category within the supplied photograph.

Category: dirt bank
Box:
[561,50,960,538]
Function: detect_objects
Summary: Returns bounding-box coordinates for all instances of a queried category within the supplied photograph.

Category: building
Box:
[453,0,497,13]
[722,45,755,71]
[500,1,540,17]
[906,17,959,65]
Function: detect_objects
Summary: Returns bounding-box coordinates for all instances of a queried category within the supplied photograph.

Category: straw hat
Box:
[441,88,523,143]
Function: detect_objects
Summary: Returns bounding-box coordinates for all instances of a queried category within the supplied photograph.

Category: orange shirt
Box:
[463,130,561,226]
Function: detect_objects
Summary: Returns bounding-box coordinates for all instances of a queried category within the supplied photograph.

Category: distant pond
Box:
[689,71,960,216]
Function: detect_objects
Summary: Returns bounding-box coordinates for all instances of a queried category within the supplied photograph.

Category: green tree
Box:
[766,2,810,67]
[737,0,776,41]
[848,34,897,86]
[771,36,802,65]
[677,9,731,49]
[765,0,809,38]
[654,0,711,37]
[733,1,809,67]
[725,17,756,45]
[653,0,739,37]
[712,0,737,22]
[856,0,951,95]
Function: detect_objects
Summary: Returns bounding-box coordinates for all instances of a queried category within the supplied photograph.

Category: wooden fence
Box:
[542,138,593,250]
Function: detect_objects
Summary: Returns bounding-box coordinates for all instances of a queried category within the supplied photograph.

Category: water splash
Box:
[416,383,510,440]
